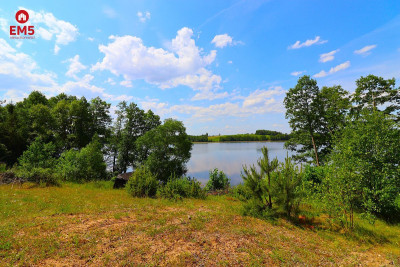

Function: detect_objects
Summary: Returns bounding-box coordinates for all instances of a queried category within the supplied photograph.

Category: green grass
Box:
[0,183,399,266]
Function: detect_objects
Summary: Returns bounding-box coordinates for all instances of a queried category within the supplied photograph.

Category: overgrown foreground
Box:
[1,183,399,266]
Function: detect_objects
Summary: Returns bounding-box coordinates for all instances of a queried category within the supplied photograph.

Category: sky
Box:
[0,0,399,135]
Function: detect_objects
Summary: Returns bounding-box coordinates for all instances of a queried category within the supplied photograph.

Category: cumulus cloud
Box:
[313,61,350,78]
[137,11,151,23]
[354,45,377,56]
[92,27,221,91]
[290,70,305,76]
[288,36,327,49]
[211,34,232,48]
[22,7,79,53]
[65,55,87,79]
[140,86,285,121]
[0,38,57,88]
[319,49,339,63]
[120,80,132,87]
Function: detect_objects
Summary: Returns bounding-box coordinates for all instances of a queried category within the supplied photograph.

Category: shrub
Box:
[158,176,206,200]
[18,138,57,170]
[230,183,252,201]
[57,138,107,182]
[271,156,303,217]
[126,166,158,198]
[18,167,59,186]
[206,168,230,191]
[0,163,6,173]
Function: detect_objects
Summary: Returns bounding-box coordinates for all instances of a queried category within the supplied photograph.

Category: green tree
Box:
[57,136,107,182]
[284,75,323,165]
[241,146,278,210]
[18,138,57,170]
[329,110,400,221]
[352,75,399,116]
[136,119,192,182]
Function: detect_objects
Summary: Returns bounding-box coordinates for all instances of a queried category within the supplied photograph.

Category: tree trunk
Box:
[311,134,320,166]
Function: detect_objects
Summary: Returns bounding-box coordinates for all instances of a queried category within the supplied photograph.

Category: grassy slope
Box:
[0,183,399,266]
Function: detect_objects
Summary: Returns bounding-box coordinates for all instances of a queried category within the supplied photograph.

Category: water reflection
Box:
[186,142,293,185]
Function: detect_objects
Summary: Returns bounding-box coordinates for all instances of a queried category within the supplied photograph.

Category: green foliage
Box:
[206,168,230,191]
[230,183,253,201]
[0,163,7,173]
[157,176,206,200]
[328,110,400,221]
[284,76,351,165]
[136,119,192,182]
[126,166,158,198]
[18,138,57,170]
[271,156,303,217]
[352,75,398,115]
[241,147,278,210]
[57,137,107,182]
[18,167,60,187]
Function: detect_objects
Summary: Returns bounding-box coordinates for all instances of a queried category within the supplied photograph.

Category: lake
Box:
[187,141,293,185]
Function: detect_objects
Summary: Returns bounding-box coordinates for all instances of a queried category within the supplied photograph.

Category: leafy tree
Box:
[352,75,399,115]
[318,85,351,157]
[18,138,57,170]
[115,102,161,173]
[88,97,112,146]
[284,75,323,165]
[136,119,192,182]
[329,110,400,221]
[57,137,107,182]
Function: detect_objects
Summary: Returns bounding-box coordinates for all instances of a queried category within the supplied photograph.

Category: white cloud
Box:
[87,37,95,42]
[211,34,232,48]
[288,36,327,49]
[191,91,229,101]
[354,45,377,56]
[140,86,285,121]
[0,18,8,33]
[0,38,57,88]
[103,6,117,18]
[290,70,305,76]
[120,80,132,87]
[137,11,151,23]
[227,60,233,64]
[319,49,339,63]
[314,61,350,78]
[22,7,79,53]
[105,77,116,85]
[65,55,87,79]
[92,27,220,91]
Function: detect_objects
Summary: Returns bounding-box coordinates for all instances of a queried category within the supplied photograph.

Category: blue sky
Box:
[0,1,399,134]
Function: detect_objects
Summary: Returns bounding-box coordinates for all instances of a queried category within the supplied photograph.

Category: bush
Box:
[158,176,206,200]
[0,163,6,173]
[126,166,158,198]
[18,167,59,186]
[271,156,303,217]
[206,168,230,191]
[57,138,107,182]
[230,183,252,201]
[18,138,57,170]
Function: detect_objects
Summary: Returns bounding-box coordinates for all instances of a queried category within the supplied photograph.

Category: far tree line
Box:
[189,131,290,142]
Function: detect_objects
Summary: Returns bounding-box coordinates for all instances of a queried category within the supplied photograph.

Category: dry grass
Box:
[0,182,399,266]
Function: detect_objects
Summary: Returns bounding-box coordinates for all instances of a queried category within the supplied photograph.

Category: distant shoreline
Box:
[192,140,287,144]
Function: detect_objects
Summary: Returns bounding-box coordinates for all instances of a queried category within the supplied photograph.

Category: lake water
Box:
[186,142,293,185]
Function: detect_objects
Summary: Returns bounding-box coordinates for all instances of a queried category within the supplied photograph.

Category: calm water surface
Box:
[187,142,293,185]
